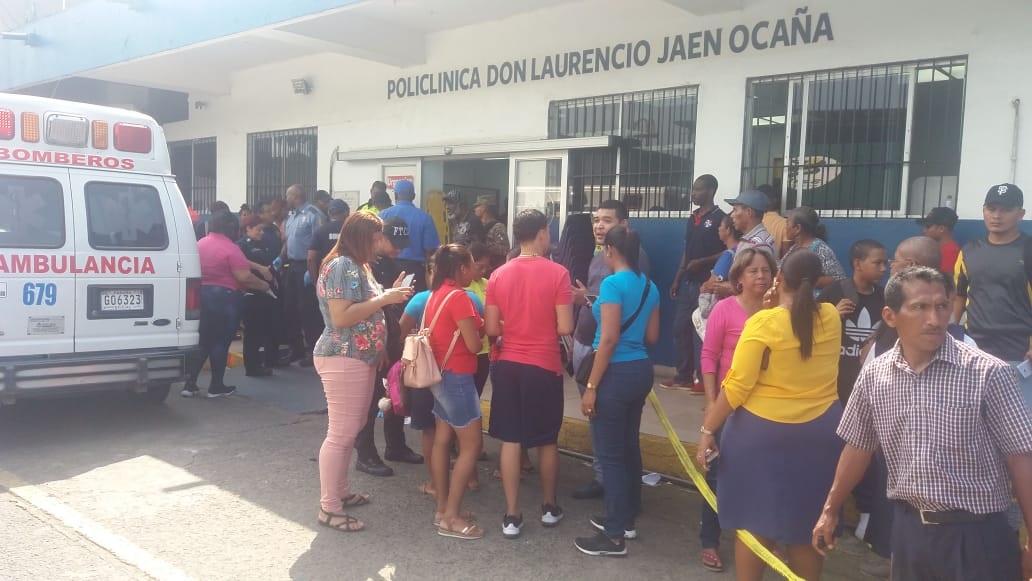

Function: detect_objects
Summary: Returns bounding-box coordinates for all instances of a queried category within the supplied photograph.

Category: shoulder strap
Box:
[424,289,465,370]
[420,289,462,333]
[620,277,651,334]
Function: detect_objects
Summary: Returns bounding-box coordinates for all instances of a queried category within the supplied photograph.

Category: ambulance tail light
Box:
[45,113,89,147]
[0,109,14,140]
[92,120,108,149]
[185,278,201,320]
[113,122,151,153]
[21,112,39,142]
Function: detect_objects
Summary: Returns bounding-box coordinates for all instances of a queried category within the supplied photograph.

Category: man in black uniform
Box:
[356,216,424,476]
[308,199,350,285]
[238,215,280,377]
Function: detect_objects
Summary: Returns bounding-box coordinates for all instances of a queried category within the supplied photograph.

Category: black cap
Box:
[443,190,461,203]
[915,207,958,228]
[382,216,411,249]
[984,183,1024,209]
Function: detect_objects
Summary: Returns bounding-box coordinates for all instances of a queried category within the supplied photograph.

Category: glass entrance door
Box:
[507,152,567,246]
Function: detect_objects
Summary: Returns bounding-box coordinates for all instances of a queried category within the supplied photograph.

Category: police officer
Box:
[279,184,326,367]
[238,215,280,377]
[308,199,350,283]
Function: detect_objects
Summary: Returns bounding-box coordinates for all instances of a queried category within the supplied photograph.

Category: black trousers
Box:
[396,259,428,293]
[354,368,407,461]
[891,503,1020,581]
[281,262,323,357]
[242,292,280,372]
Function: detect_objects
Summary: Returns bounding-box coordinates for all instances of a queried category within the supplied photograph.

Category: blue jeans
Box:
[673,280,702,384]
[573,339,603,484]
[591,358,654,538]
[188,285,242,387]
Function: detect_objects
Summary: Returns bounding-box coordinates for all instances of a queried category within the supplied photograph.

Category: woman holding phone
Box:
[312,212,413,533]
[575,225,660,557]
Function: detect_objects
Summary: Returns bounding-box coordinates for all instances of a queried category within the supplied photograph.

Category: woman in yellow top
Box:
[696,249,843,581]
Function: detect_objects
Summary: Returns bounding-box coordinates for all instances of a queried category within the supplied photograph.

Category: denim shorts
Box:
[431,371,482,429]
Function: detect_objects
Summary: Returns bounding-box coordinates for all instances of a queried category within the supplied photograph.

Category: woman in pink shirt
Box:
[696,246,775,572]
[182,211,271,398]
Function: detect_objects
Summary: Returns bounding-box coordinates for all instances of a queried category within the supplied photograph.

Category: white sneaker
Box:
[541,504,564,527]
[502,514,523,539]
[589,515,637,539]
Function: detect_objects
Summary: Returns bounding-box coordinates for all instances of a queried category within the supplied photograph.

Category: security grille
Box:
[548,86,698,214]
[246,127,318,207]
[742,56,967,217]
[168,137,216,211]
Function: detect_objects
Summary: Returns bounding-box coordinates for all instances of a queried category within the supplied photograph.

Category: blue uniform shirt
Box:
[285,202,326,260]
[379,200,441,262]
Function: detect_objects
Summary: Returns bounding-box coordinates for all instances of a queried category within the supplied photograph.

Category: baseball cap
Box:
[393,180,415,199]
[724,190,769,213]
[984,183,1024,209]
[443,191,461,204]
[474,194,494,207]
[382,216,411,249]
[915,206,958,228]
[327,199,349,216]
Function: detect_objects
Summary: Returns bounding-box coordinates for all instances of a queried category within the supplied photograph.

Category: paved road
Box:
[0,366,872,580]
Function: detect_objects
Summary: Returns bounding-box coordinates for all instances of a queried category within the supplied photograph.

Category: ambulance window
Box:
[0,175,65,249]
[85,182,169,250]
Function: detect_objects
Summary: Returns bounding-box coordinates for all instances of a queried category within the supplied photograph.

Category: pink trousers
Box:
[314,355,375,513]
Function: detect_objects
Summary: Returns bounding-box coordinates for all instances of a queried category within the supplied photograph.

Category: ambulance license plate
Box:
[99,289,146,312]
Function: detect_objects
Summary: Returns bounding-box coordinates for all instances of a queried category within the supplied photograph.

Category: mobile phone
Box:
[1018,360,1032,379]
[401,273,415,288]
[704,448,720,467]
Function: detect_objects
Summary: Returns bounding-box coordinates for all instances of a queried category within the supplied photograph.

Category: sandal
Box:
[433,510,476,528]
[318,509,364,532]
[700,548,724,572]
[341,493,370,508]
[418,482,436,497]
[437,519,484,540]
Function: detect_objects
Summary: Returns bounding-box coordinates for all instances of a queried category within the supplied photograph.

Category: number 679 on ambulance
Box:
[0,95,201,404]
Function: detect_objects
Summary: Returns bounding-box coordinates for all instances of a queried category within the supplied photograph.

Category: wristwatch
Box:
[585,382,596,391]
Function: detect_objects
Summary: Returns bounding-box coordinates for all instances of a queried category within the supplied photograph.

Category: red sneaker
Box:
[659,379,692,390]
[689,383,706,395]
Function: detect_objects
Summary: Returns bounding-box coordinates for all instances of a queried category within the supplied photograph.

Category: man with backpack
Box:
[955,183,1032,408]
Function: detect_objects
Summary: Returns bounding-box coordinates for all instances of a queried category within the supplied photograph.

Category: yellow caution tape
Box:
[647,391,805,581]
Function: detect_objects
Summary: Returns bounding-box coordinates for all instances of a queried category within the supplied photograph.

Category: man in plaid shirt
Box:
[812,267,1032,580]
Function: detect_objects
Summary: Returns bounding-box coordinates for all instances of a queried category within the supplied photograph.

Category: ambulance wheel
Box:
[139,383,171,404]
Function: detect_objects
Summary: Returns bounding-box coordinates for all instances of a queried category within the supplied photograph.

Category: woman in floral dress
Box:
[312,212,413,532]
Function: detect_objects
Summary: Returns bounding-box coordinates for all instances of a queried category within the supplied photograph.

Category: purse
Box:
[401,289,462,389]
[575,280,651,385]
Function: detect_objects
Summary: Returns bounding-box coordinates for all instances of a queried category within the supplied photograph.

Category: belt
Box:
[902,502,998,525]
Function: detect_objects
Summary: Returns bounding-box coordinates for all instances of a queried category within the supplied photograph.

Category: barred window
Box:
[548,86,698,215]
[246,127,318,207]
[169,137,216,211]
[742,57,967,217]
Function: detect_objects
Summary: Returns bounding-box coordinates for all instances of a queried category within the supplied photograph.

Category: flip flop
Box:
[318,509,364,532]
[341,493,370,507]
[700,548,724,572]
[433,510,476,528]
[418,482,436,497]
[437,521,484,540]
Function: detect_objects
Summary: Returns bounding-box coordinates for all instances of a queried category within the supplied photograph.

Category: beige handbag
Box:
[402,290,462,389]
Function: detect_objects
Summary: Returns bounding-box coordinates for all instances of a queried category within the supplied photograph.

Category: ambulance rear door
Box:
[69,171,182,353]
[0,167,76,356]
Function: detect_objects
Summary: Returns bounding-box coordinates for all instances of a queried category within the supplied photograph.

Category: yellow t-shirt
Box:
[721,303,841,423]
[763,213,789,246]
[466,277,490,355]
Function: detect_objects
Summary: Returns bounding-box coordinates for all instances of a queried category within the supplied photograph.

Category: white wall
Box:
[163,0,1032,219]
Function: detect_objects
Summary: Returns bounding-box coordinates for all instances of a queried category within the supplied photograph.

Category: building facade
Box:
[3,0,1030,363]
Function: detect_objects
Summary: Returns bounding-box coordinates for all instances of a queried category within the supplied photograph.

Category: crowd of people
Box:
[184,176,1032,580]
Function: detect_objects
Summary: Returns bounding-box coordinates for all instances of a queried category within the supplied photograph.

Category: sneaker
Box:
[502,514,524,539]
[206,385,237,398]
[180,384,199,398]
[572,479,604,500]
[574,531,627,557]
[589,515,637,540]
[541,503,564,527]
[355,457,395,477]
[658,379,693,390]
[689,383,706,395]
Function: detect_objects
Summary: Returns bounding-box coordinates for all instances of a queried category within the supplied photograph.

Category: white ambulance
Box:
[0,94,200,404]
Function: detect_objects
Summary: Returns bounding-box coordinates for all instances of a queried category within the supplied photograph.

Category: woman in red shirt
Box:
[425,244,486,540]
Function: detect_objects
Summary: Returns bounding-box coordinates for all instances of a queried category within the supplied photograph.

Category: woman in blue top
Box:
[575,225,660,557]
